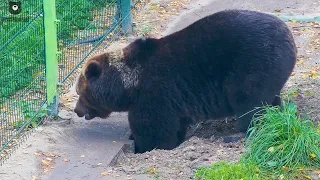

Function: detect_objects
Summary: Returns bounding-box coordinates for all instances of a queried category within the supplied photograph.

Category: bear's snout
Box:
[74,106,85,118]
[74,100,87,118]
[84,113,95,120]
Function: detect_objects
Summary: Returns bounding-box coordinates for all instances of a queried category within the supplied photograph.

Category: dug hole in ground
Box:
[1,0,320,179]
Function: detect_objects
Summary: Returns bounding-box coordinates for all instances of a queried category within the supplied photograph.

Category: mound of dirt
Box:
[113,118,245,180]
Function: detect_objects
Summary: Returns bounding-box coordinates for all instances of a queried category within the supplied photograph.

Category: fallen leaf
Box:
[302,73,308,79]
[292,19,297,23]
[279,174,284,180]
[310,153,317,158]
[101,172,109,176]
[32,176,38,180]
[63,159,69,162]
[268,147,275,152]
[42,159,51,166]
[147,167,157,174]
[309,71,318,79]
[275,9,281,12]
[278,145,284,150]
[297,60,305,66]
[304,175,312,180]
[282,166,289,170]
[34,152,41,157]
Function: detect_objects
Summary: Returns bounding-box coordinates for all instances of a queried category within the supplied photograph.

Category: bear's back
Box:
[153,9,296,83]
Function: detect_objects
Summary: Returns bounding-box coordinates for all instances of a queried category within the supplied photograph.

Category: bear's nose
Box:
[74,108,85,117]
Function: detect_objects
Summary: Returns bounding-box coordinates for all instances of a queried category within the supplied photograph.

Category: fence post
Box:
[119,0,133,34]
[43,0,59,115]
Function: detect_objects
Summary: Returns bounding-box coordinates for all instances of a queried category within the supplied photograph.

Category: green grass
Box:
[195,161,264,180]
[244,101,320,173]
[12,100,49,130]
[0,0,45,101]
[195,100,320,179]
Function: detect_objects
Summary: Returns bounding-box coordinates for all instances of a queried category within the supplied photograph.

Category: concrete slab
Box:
[35,77,134,179]
[0,111,134,180]
[41,113,134,180]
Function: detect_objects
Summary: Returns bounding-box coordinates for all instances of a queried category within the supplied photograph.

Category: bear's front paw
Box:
[222,132,246,143]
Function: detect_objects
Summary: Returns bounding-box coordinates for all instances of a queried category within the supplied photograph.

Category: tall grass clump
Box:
[194,100,320,179]
[243,101,320,175]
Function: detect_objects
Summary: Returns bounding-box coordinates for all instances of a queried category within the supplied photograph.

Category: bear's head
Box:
[74,49,129,120]
[74,38,158,120]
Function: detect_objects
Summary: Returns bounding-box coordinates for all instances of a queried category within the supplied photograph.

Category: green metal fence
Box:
[0,0,145,163]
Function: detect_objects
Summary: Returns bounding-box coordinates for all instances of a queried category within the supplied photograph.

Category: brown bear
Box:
[74,9,297,153]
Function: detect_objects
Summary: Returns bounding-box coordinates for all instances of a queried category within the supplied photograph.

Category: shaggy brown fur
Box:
[74,9,297,153]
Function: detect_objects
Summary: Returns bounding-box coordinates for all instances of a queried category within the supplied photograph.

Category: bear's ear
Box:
[123,37,158,65]
[85,60,102,80]
[135,38,158,51]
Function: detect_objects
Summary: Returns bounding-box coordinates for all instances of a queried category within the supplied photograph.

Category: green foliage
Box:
[243,101,320,174]
[194,161,264,180]
[56,0,116,41]
[195,101,320,179]
[137,25,153,36]
[0,0,45,99]
[12,100,48,130]
[0,0,115,103]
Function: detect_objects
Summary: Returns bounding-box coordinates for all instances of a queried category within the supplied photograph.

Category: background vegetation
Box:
[195,99,320,180]
[0,0,115,103]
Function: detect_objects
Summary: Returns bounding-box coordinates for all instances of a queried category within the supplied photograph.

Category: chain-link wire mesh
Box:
[0,0,147,164]
[57,0,146,94]
[0,0,47,162]
[57,0,119,93]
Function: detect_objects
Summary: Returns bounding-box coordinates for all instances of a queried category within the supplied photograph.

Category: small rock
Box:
[151,0,160,5]
[183,145,196,152]
[58,110,72,120]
